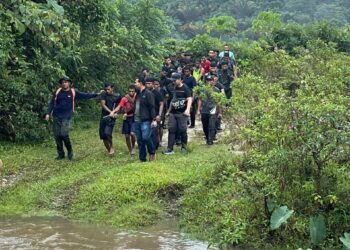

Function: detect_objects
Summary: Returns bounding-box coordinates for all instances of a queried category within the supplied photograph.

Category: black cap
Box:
[206,75,214,81]
[169,73,182,81]
[58,76,72,84]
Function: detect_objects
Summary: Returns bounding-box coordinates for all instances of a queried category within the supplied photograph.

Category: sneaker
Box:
[207,141,214,145]
[162,149,174,155]
[55,155,65,160]
[67,151,74,160]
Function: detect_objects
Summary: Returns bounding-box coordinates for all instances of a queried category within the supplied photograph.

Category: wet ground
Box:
[0,216,216,250]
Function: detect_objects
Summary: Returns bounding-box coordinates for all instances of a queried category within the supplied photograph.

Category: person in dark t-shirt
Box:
[133,76,157,162]
[153,78,166,146]
[218,61,234,99]
[146,77,164,150]
[99,83,121,155]
[197,75,222,145]
[208,49,219,65]
[182,67,197,128]
[213,75,225,131]
[163,73,192,155]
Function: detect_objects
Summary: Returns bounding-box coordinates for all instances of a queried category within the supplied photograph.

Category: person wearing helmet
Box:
[45,76,102,160]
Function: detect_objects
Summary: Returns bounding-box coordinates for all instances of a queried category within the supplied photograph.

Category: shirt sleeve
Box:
[75,89,98,100]
[147,91,156,119]
[184,86,192,98]
[100,92,107,102]
[157,91,163,103]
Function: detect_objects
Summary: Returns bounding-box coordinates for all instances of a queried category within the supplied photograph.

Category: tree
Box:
[204,15,237,39]
[251,11,283,36]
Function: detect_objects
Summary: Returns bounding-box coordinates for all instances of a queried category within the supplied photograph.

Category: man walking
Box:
[99,83,121,155]
[145,77,164,151]
[163,73,192,155]
[45,76,100,160]
[134,77,157,161]
[111,84,137,155]
[218,61,234,99]
[153,78,166,146]
[197,75,222,145]
[182,67,197,128]
[219,44,236,62]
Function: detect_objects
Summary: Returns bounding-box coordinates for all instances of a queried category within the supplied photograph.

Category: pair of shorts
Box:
[99,117,115,139]
[122,117,135,135]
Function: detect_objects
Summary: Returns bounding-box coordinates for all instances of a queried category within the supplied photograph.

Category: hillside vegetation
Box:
[158,0,350,39]
[1,0,350,249]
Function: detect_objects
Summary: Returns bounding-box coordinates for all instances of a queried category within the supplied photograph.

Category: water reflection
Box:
[0,217,216,250]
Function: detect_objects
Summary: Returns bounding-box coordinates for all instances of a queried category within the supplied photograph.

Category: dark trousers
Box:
[151,123,160,150]
[53,118,72,157]
[216,116,222,130]
[134,121,155,161]
[201,113,217,143]
[168,113,188,150]
[190,99,197,127]
[224,88,232,99]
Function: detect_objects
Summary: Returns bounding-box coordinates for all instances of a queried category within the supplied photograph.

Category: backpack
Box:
[54,88,76,111]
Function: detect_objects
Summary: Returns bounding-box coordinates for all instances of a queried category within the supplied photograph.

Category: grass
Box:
[0,117,232,228]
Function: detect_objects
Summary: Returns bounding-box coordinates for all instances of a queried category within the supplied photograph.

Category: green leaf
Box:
[19,4,26,14]
[14,18,25,35]
[270,206,294,230]
[310,215,327,245]
[267,198,277,213]
[47,0,64,16]
[340,233,350,249]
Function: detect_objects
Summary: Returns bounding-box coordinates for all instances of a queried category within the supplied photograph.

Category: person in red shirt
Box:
[199,56,211,80]
[111,85,137,155]
[201,56,211,73]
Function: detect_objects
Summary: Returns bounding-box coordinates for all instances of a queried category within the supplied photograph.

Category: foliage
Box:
[340,233,350,249]
[0,0,169,141]
[309,215,327,245]
[204,16,237,39]
[181,38,350,249]
[270,206,294,230]
[225,40,349,248]
[251,11,283,37]
[182,34,223,59]
[157,0,350,39]
[0,119,231,229]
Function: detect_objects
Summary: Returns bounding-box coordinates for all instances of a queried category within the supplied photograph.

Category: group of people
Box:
[45,45,237,162]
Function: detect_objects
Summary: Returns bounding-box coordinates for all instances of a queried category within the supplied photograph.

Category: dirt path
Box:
[160,117,229,147]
